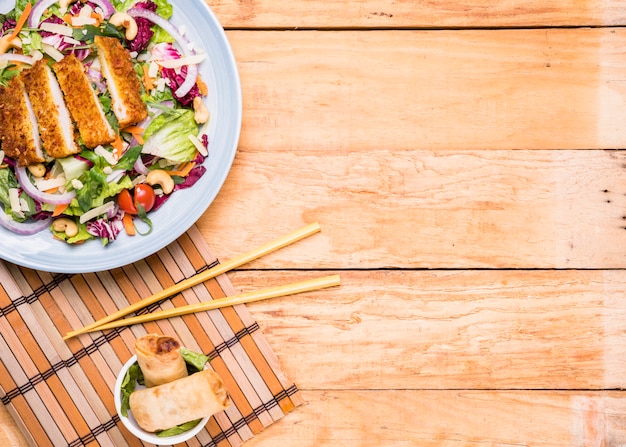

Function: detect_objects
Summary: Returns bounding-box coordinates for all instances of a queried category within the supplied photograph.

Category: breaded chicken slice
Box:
[0,76,45,166]
[52,54,115,148]
[22,60,80,159]
[94,36,147,128]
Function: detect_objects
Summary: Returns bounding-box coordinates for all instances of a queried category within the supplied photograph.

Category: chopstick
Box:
[63,222,322,340]
[64,275,341,334]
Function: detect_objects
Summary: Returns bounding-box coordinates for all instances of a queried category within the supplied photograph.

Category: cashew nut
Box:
[109,12,138,41]
[52,218,79,238]
[0,35,21,55]
[27,163,46,178]
[146,170,175,194]
[193,96,209,124]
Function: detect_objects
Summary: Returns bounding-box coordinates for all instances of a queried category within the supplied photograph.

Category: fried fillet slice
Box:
[94,36,147,128]
[22,60,80,159]
[0,76,45,166]
[52,54,115,148]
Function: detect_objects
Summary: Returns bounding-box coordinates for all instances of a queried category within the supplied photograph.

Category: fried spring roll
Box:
[94,36,147,128]
[52,54,115,148]
[21,60,80,159]
[134,334,188,388]
[129,369,230,433]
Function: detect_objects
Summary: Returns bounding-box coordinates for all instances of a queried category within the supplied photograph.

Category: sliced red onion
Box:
[88,0,116,18]
[16,166,76,205]
[28,0,59,28]
[0,53,34,65]
[133,155,149,175]
[106,169,125,183]
[0,208,51,235]
[175,63,198,99]
[127,8,199,97]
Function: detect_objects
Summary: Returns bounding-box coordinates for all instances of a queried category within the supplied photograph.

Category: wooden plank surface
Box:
[243,390,626,447]
[198,149,626,269]
[230,270,626,390]
[213,0,626,28]
[227,28,626,152]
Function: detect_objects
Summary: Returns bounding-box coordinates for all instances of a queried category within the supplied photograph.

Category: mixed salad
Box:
[0,0,210,245]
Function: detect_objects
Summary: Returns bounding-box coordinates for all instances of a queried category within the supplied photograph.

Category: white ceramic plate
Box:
[0,0,241,273]
[114,355,210,445]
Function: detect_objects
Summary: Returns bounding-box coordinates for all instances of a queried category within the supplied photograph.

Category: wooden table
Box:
[3,0,626,445]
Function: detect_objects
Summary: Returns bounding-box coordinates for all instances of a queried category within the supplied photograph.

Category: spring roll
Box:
[129,369,230,433]
[134,334,188,387]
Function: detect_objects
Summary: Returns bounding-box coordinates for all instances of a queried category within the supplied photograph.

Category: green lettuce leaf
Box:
[120,362,142,417]
[76,170,133,213]
[0,168,18,209]
[181,347,209,373]
[142,109,198,163]
[156,419,201,437]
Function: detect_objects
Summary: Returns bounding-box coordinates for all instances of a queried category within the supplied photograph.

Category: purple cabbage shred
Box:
[87,218,123,244]
[1,19,16,36]
[126,1,158,52]
[161,65,201,106]
[175,165,206,191]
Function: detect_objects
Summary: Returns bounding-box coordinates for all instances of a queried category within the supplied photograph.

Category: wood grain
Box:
[243,390,626,447]
[212,0,626,28]
[199,149,626,269]
[227,28,626,152]
[229,270,626,390]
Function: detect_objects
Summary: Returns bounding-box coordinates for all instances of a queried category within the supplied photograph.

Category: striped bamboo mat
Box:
[0,225,302,447]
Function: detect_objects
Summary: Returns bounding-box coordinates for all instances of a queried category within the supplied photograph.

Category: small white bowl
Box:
[114,355,209,445]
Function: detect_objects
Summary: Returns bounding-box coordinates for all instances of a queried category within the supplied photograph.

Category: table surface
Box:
[3,1,626,445]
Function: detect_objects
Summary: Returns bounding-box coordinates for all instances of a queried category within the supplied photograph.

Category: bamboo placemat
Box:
[0,225,302,447]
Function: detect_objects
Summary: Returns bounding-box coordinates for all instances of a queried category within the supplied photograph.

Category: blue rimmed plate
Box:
[0,0,241,273]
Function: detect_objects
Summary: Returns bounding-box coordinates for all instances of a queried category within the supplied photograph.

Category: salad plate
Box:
[0,0,241,273]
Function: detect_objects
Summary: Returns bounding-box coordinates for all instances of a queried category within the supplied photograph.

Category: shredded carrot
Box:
[10,2,32,39]
[169,162,196,177]
[168,162,189,177]
[122,125,144,134]
[196,76,209,96]
[52,203,69,217]
[45,187,59,194]
[90,12,103,26]
[111,134,125,159]
[142,65,156,92]
[122,126,145,145]
[63,13,72,24]
[122,213,136,236]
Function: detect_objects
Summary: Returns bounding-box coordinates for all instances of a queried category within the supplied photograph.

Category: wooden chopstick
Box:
[69,275,341,333]
[63,222,322,340]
